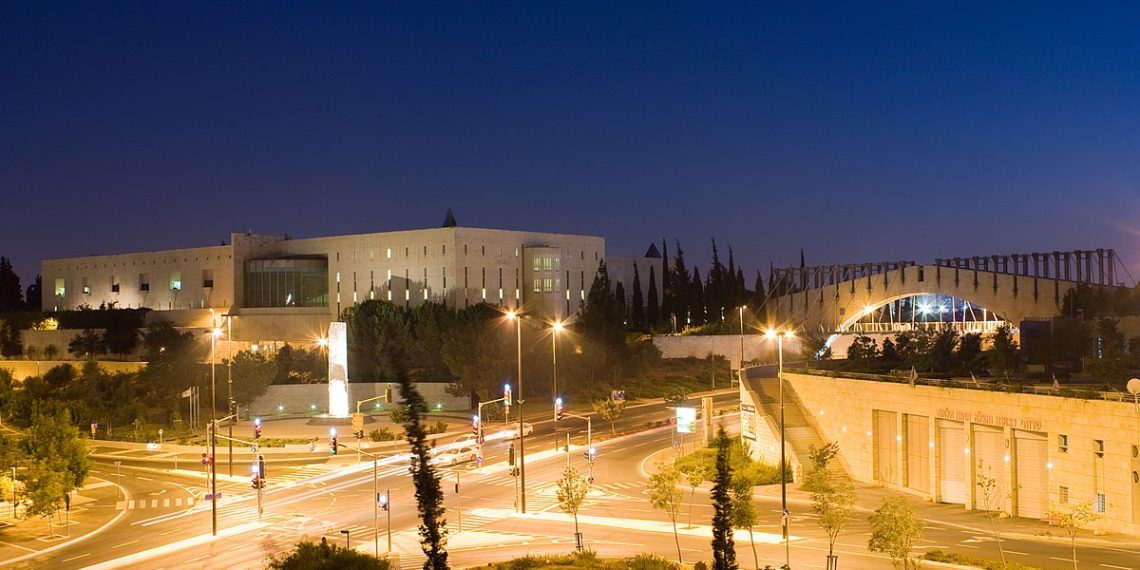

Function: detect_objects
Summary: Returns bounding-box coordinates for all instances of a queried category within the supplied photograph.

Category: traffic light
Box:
[584,446,597,461]
[201,453,211,466]
[329,428,338,455]
[508,443,516,466]
[254,418,262,439]
[471,415,480,435]
[379,493,389,511]
[384,384,393,403]
[503,384,512,408]
[250,464,264,489]
[555,397,565,421]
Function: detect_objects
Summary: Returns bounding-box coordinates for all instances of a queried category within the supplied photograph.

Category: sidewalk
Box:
[0,477,125,567]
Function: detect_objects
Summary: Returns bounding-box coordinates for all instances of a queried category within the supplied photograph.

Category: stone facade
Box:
[780,371,1140,535]
[41,226,629,342]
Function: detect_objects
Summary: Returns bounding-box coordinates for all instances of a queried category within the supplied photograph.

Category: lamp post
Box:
[225,315,234,477]
[766,328,794,567]
[552,320,563,450]
[738,305,746,386]
[506,310,527,513]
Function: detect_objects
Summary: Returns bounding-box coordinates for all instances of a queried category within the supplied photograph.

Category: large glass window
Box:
[243,257,328,308]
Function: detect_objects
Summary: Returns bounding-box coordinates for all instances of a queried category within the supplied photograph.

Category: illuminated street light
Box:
[764,327,794,567]
[505,310,527,513]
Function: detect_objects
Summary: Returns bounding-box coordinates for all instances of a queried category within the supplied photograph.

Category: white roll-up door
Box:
[938,420,965,505]
[906,415,930,493]
[1015,430,1048,520]
[973,425,1009,512]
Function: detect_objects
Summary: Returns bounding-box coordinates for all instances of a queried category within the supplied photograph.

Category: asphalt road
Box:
[14,387,1140,570]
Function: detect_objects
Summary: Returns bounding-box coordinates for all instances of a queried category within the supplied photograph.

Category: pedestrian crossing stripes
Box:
[116,496,196,510]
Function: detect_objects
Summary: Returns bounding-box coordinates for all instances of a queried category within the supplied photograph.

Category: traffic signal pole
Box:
[355,384,394,463]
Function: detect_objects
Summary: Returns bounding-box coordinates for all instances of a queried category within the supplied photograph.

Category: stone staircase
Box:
[744,374,844,478]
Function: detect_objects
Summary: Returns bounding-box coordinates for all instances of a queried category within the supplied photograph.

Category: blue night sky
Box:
[3,2,1140,285]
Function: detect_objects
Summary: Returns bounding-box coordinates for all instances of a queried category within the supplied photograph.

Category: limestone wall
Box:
[786,371,1140,535]
[654,334,800,368]
[0,360,147,381]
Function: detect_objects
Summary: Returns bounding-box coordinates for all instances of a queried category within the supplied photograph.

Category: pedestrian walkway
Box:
[0,476,125,568]
[114,496,196,510]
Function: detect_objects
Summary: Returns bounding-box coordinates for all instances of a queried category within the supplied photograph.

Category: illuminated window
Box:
[54,278,66,296]
[1096,493,1106,513]
[533,257,542,270]
[82,277,90,295]
[533,280,541,293]
[1058,486,1068,504]
[386,248,392,259]
[543,257,552,270]
[543,278,552,293]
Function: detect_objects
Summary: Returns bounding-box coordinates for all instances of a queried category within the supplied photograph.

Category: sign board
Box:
[610,390,625,402]
[675,407,696,434]
[205,492,223,501]
[741,404,757,441]
[352,412,365,434]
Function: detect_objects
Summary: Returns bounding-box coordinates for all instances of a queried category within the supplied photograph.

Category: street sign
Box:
[675,407,696,434]
[610,390,625,402]
[352,412,364,434]
[205,492,223,501]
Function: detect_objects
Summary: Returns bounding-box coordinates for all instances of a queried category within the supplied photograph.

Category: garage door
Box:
[938,420,965,504]
[905,415,930,493]
[973,425,1009,512]
[874,410,898,485]
[1015,430,1048,520]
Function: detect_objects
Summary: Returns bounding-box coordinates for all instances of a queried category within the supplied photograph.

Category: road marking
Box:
[137,476,155,482]
[63,553,91,562]
[1051,557,1075,563]
[959,544,979,549]
[160,528,182,535]
[0,540,38,553]
[1100,565,1132,570]
[229,543,251,551]
[1005,550,1027,556]
[112,539,139,549]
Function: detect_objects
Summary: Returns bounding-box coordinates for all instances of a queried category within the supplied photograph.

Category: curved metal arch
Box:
[836,291,1008,333]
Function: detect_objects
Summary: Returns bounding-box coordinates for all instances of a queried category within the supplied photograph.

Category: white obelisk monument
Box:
[327,321,350,417]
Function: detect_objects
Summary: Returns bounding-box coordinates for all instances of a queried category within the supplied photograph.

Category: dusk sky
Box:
[4,3,1140,287]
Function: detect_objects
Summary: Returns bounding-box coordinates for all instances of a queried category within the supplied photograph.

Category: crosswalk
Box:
[116,496,196,510]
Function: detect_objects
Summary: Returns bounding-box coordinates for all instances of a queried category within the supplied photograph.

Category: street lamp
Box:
[551,320,563,447]
[737,305,747,384]
[765,327,794,567]
[506,310,527,513]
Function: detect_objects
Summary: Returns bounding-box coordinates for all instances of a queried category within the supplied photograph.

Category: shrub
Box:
[368,427,399,441]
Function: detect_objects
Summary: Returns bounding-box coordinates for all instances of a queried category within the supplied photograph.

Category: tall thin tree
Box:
[711,428,737,569]
[647,267,660,328]
[395,377,448,568]
[631,264,645,331]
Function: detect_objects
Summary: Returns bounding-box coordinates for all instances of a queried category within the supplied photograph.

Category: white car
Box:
[431,445,478,466]
[512,423,534,438]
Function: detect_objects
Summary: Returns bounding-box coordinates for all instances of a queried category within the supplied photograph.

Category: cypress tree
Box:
[631,264,645,331]
[736,268,746,306]
[711,428,738,569]
[753,271,767,320]
[661,240,672,328]
[726,246,738,310]
[671,241,690,330]
[647,267,660,328]
[614,280,627,327]
[690,266,705,327]
[708,239,726,323]
[0,257,23,311]
[396,376,449,568]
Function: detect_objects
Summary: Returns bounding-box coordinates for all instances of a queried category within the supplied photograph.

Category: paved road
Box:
[14,386,1139,569]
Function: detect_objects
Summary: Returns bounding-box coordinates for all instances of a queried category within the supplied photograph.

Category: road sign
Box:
[675,407,696,434]
[611,390,625,402]
[352,412,364,434]
[205,492,223,501]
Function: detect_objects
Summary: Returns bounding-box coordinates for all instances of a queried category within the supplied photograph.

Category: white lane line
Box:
[113,539,139,549]
[1100,565,1132,570]
[1051,557,1075,563]
[136,476,155,481]
[959,544,979,549]
[160,528,182,536]
[63,553,91,562]
[1005,550,1028,556]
